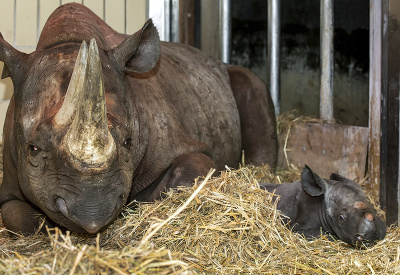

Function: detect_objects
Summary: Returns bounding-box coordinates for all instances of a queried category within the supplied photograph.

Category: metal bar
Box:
[164,0,171,41]
[320,0,334,121]
[171,0,179,42]
[219,0,231,63]
[267,0,281,115]
[368,0,382,204]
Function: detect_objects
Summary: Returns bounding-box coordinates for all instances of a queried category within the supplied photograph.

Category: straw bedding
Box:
[0,115,398,274]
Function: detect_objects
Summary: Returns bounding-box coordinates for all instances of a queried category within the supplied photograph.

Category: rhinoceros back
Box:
[126,42,242,171]
[160,42,241,169]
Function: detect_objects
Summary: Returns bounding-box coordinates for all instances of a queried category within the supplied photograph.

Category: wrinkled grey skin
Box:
[0,3,277,235]
[260,165,386,247]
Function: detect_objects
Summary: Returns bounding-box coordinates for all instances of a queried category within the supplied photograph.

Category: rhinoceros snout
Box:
[53,193,125,234]
[353,216,386,247]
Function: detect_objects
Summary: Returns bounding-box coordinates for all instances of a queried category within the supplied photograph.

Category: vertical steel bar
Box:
[164,0,171,41]
[368,0,382,203]
[171,0,180,42]
[320,0,334,121]
[219,0,231,63]
[267,0,281,115]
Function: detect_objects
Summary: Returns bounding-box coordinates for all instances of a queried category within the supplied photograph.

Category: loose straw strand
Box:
[139,168,216,247]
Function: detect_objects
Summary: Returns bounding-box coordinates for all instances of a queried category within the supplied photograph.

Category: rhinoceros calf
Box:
[260,166,386,247]
[0,3,277,234]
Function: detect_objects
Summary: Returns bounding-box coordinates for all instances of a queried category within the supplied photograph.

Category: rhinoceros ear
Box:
[1,64,11,79]
[301,165,328,197]
[112,19,160,74]
[0,32,27,80]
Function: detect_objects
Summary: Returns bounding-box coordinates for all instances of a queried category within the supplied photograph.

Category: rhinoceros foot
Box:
[1,200,55,235]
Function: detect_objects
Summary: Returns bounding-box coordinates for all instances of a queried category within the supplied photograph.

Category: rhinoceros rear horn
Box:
[0,32,27,80]
[60,39,116,169]
[112,19,160,74]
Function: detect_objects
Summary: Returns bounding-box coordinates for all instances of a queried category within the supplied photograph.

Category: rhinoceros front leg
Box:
[1,200,53,235]
[134,152,216,201]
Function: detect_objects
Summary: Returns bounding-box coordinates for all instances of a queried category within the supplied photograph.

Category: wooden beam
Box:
[380,0,400,226]
[277,123,369,181]
[179,0,195,46]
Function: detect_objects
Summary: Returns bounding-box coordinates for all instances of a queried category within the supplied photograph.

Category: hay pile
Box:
[0,114,398,274]
[0,165,398,274]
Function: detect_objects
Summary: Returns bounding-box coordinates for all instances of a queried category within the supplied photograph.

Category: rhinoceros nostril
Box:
[55,197,69,217]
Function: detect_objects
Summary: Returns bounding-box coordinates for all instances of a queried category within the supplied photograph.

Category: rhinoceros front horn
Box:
[56,39,116,168]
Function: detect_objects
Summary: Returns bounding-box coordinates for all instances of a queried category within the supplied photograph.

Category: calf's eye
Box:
[339,214,345,220]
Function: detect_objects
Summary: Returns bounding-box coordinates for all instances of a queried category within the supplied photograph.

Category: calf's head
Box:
[0,20,159,233]
[301,165,386,247]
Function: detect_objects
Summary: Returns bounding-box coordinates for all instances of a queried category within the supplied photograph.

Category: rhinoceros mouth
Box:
[53,193,125,234]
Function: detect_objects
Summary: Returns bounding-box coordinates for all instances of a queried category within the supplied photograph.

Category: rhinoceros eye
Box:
[339,214,345,220]
[29,145,41,155]
[122,139,132,149]
[28,145,42,167]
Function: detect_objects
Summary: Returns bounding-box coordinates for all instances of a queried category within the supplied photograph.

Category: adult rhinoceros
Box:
[0,3,277,234]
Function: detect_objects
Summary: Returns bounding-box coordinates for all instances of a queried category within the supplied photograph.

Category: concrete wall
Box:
[0,0,147,138]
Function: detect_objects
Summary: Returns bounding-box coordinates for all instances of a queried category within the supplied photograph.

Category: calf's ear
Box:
[301,165,328,196]
[112,19,160,74]
[330,173,349,182]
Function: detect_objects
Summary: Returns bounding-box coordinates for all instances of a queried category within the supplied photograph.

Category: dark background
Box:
[231,0,369,126]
